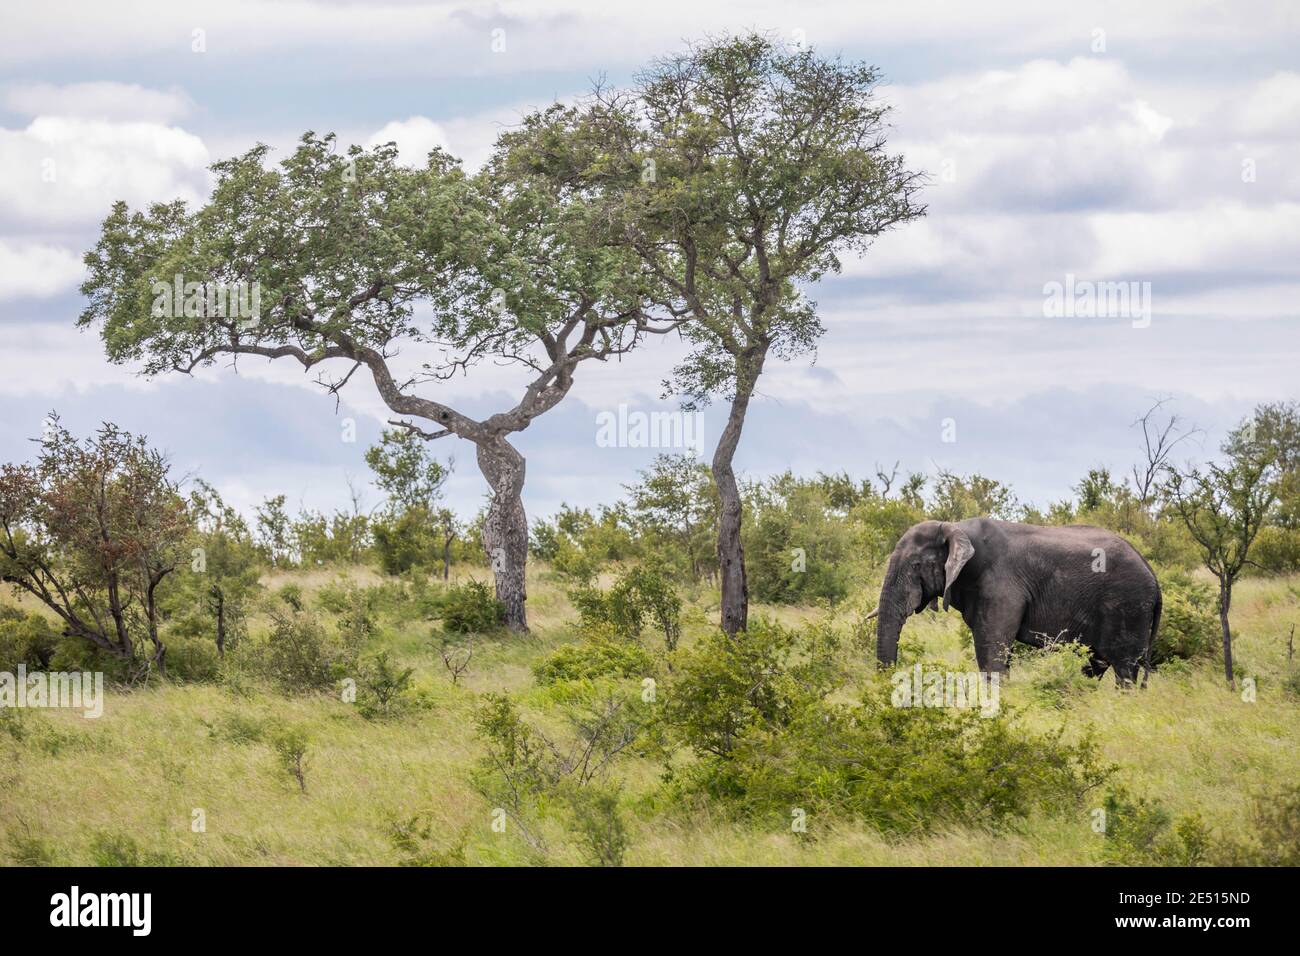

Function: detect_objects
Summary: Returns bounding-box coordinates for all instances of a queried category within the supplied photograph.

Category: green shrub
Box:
[372,507,437,575]
[1152,572,1221,665]
[1217,783,1300,865]
[439,580,504,634]
[534,631,655,686]
[660,619,1111,834]
[387,813,468,866]
[742,475,856,604]
[0,606,58,671]
[205,710,265,745]
[552,535,599,584]
[1100,787,1211,865]
[1249,525,1300,574]
[471,691,647,857]
[1015,641,1096,706]
[250,610,347,692]
[662,618,841,761]
[161,634,222,682]
[275,583,304,612]
[564,785,628,867]
[269,724,310,793]
[355,650,416,720]
[570,566,682,650]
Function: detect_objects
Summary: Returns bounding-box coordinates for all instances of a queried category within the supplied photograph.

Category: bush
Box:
[570,566,681,650]
[318,581,380,652]
[161,634,221,682]
[0,606,58,671]
[372,507,438,576]
[275,583,304,612]
[270,724,310,793]
[387,813,468,867]
[1217,783,1300,866]
[439,580,505,634]
[660,619,1113,834]
[249,610,348,692]
[471,691,647,857]
[534,631,655,686]
[1249,525,1300,574]
[1152,572,1221,665]
[742,475,856,604]
[1101,782,1300,866]
[662,618,841,761]
[355,650,416,720]
[564,785,628,867]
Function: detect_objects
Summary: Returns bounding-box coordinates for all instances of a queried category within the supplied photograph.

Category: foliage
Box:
[270,724,310,793]
[162,479,262,656]
[660,619,1112,834]
[623,454,717,581]
[570,565,682,651]
[927,470,1018,522]
[438,580,505,634]
[365,429,450,515]
[386,813,468,867]
[1151,571,1221,665]
[743,472,857,603]
[248,609,350,693]
[355,650,417,720]
[534,630,656,686]
[0,606,58,671]
[0,417,190,669]
[472,691,645,856]
[1100,786,1211,865]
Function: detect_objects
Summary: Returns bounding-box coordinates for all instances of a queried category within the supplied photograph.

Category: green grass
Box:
[2,565,1297,866]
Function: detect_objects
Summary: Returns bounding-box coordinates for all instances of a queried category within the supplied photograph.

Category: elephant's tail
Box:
[1142,590,1161,690]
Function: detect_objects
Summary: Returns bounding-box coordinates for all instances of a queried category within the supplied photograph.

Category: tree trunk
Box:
[476,438,529,633]
[213,586,226,658]
[442,518,453,583]
[1219,577,1235,688]
[712,357,763,637]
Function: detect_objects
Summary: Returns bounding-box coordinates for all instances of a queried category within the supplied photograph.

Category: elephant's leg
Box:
[1082,654,1110,679]
[1109,606,1148,688]
[1112,659,1140,688]
[970,596,1024,677]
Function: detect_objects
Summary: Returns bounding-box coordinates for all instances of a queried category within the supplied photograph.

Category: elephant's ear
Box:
[941,524,975,610]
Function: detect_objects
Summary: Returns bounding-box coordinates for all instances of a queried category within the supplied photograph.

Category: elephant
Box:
[868,518,1161,686]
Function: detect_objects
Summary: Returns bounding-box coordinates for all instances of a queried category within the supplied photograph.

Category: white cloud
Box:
[366,116,451,167]
[0,116,210,228]
[0,240,85,300]
[3,81,194,122]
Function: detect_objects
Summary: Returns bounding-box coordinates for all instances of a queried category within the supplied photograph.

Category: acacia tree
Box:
[592,34,926,633]
[80,125,672,632]
[1164,435,1278,688]
[0,418,189,671]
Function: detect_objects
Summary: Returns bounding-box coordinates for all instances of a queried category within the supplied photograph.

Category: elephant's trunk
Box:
[874,555,911,667]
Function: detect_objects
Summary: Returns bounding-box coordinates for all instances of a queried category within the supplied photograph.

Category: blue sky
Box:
[1,0,1297,521]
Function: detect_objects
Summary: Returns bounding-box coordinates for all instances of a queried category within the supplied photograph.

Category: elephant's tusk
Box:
[864,607,879,621]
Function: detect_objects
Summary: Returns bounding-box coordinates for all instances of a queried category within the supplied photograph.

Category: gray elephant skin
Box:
[872,518,1161,685]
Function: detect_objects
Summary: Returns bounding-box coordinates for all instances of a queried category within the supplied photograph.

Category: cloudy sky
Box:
[1,0,1297,522]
